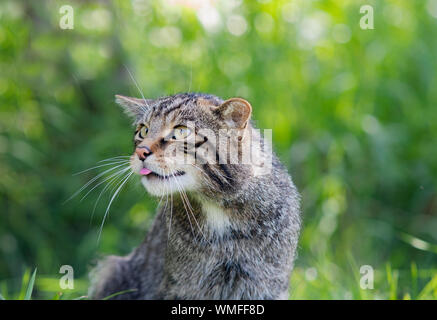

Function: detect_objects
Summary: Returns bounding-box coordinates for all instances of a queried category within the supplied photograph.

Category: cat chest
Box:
[201,201,232,236]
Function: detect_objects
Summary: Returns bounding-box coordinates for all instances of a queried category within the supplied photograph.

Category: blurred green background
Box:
[1,0,437,299]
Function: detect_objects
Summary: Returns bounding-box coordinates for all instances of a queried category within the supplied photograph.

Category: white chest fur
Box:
[201,200,231,235]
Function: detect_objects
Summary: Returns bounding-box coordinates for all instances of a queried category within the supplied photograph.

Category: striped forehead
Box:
[139,95,193,125]
[135,93,223,127]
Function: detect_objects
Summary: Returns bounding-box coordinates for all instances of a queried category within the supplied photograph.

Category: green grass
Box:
[1,261,437,300]
[1,268,37,300]
[294,259,437,300]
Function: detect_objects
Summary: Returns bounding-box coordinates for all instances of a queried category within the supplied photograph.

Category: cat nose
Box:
[135,146,152,161]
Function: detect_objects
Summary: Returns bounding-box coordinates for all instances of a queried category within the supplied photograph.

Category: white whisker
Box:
[89,167,131,225]
[73,160,129,176]
[98,156,130,163]
[123,64,150,110]
[80,167,130,202]
[97,171,134,243]
[168,184,174,241]
[172,175,196,240]
[190,164,215,191]
[173,172,209,244]
[65,162,129,204]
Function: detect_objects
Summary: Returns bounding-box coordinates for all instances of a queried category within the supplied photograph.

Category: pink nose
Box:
[135,146,151,161]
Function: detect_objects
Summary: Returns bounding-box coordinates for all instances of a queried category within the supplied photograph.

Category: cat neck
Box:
[162,183,263,244]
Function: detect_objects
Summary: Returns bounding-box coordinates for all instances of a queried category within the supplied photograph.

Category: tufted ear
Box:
[115,95,153,119]
[216,98,252,129]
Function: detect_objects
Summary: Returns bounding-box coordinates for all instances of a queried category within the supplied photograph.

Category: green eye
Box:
[139,126,148,138]
[172,126,191,140]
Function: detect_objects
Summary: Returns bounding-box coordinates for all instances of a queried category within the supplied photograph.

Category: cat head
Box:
[116,93,254,196]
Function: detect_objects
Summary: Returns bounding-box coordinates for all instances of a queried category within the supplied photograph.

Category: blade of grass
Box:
[0,282,7,300]
[18,269,30,300]
[417,274,437,300]
[346,252,368,299]
[411,262,418,299]
[386,263,398,300]
[24,268,37,300]
[103,288,137,300]
[399,233,437,254]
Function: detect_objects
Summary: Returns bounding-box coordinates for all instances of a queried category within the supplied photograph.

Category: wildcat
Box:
[89,93,301,299]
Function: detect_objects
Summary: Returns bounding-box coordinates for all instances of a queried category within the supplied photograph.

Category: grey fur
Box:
[89,93,301,300]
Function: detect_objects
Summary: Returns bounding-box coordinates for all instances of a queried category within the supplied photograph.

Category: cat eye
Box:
[138,126,148,139]
[171,126,191,140]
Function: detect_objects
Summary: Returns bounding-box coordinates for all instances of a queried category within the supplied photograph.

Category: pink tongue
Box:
[140,168,152,176]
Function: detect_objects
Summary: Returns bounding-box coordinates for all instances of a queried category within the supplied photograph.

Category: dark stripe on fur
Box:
[163,97,191,117]
[202,164,225,190]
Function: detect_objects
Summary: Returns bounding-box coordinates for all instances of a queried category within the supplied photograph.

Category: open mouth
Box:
[140,168,185,180]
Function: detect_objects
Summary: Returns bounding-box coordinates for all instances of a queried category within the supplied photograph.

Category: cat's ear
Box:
[115,95,150,119]
[217,98,252,129]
